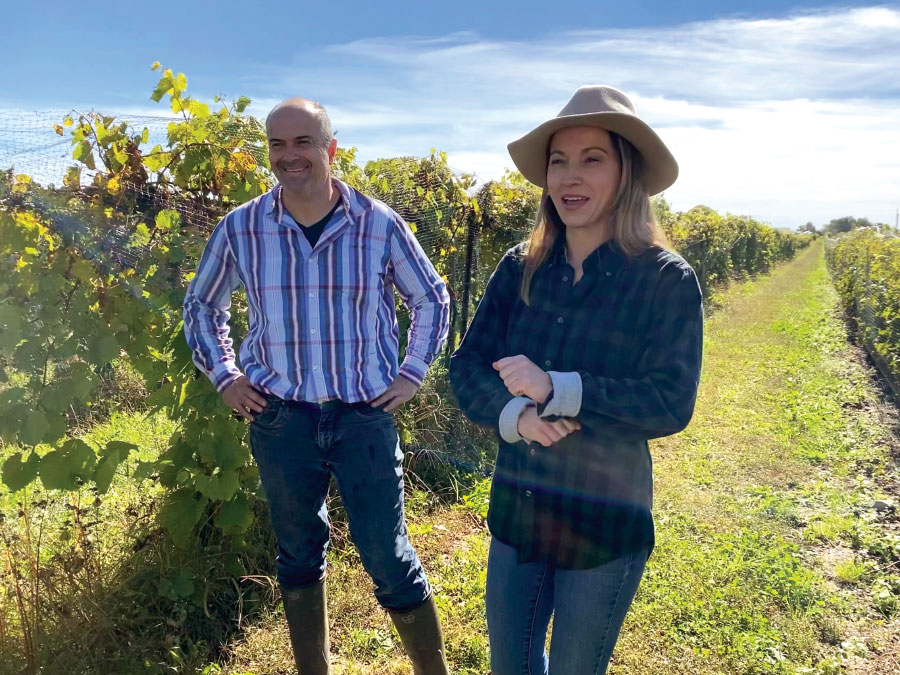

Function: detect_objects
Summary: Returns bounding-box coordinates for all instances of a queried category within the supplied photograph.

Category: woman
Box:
[449,85,703,674]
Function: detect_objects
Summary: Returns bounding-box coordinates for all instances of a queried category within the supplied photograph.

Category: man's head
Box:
[266,98,337,199]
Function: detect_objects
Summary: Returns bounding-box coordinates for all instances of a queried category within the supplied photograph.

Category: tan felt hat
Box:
[507,85,678,195]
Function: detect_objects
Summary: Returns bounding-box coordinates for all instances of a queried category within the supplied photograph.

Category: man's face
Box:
[267,106,336,199]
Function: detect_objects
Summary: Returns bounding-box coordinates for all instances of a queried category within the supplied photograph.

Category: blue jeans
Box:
[486,537,648,675]
[248,395,431,612]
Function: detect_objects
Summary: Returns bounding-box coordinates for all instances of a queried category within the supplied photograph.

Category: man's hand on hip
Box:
[369,375,419,413]
[222,376,267,421]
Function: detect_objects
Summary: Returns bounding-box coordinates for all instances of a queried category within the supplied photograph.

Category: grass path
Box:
[219,241,900,675]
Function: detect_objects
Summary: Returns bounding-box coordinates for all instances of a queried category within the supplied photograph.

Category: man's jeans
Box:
[485,537,649,675]
[248,395,431,612]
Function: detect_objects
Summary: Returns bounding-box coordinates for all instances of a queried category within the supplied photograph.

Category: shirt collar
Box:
[547,231,629,276]
[269,178,360,225]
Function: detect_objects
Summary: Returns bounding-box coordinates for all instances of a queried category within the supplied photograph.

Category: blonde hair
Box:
[520,132,669,304]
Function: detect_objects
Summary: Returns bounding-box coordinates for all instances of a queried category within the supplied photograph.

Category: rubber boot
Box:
[281,580,330,675]
[387,594,450,675]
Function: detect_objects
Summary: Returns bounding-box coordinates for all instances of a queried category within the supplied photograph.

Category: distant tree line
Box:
[799,216,897,236]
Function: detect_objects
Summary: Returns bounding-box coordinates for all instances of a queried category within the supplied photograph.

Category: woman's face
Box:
[547,126,622,231]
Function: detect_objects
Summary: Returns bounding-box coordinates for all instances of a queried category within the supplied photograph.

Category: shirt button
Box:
[311,329,316,334]
[561,275,568,282]
[606,271,612,277]
[557,316,564,324]
[544,360,551,367]
[525,490,533,497]
[530,448,536,456]
[313,366,319,372]
[309,292,314,298]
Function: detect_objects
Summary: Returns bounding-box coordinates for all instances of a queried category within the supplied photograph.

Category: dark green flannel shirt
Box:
[449,236,703,569]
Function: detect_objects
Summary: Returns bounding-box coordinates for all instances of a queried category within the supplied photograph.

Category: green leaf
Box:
[235,97,251,113]
[0,326,20,355]
[72,141,96,170]
[70,258,95,282]
[106,440,138,457]
[20,411,47,446]
[89,334,120,364]
[194,470,240,501]
[160,488,207,547]
[55,336,80,360]
[171,96,189,115]
[189,100,210,118]
[92,441,137,493]
[215,494,253,535]
[71,370,95,402]
[155,209,180,232]
[171,574,194,598]
[92,452,120,494]
[43,412,68,445]
[13,340,43,373]
[143,144,170,172]
[39,439,97,491]
[157,573,194,600]
[63,165,81,188]
[2,452,40,492]
[150,73,174,103]
[130,223,151,247]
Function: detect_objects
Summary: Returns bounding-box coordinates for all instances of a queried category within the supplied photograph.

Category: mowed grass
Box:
[614,242,900,675]
[3,241,899,674]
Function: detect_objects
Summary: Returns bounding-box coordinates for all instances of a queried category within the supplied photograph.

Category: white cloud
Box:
[264,5,900,227]
[4,6,898,227]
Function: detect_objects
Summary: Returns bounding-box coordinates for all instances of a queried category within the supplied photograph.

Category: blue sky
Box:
[2,0,898,228]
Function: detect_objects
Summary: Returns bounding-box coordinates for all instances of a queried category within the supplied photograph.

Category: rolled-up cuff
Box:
[210,362,243,393]
[499,396,535,444]
[398,355,430,387]
[539,371,582,418]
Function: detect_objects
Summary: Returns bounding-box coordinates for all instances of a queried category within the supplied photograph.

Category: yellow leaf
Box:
[107,177,121,194]
[53,124,64,136]
[151,61,161,71]
[409,223,417,233]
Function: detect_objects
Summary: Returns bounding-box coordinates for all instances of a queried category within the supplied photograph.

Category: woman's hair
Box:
[520,131,669,304]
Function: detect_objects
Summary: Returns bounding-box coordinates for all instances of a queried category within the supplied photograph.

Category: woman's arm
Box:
[449,250,530,439]
[540,261,703,440]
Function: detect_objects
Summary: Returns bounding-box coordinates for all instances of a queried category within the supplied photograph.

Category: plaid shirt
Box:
[184,179,450,403]
[450,237,703,569]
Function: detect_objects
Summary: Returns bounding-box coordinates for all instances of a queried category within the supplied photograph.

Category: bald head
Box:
[266,98,333,148]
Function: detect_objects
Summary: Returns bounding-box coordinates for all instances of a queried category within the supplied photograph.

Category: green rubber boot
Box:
[388,594,450,674]
[281,580,330,675]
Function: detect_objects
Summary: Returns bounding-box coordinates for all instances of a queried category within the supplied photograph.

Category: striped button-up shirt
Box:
[184,179,450,403]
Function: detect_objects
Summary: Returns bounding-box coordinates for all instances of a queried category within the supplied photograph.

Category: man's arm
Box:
[387,215,451,387]
[183,218,243,393]
[369,215,450,412]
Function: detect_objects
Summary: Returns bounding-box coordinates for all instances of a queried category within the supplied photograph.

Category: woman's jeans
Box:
[248,395,430,612]
[486,537,649,675]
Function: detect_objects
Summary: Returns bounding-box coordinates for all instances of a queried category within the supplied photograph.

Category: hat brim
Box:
[507,112,678,195]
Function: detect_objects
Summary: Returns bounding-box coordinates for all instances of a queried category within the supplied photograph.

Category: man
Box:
[183,98,451,675]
